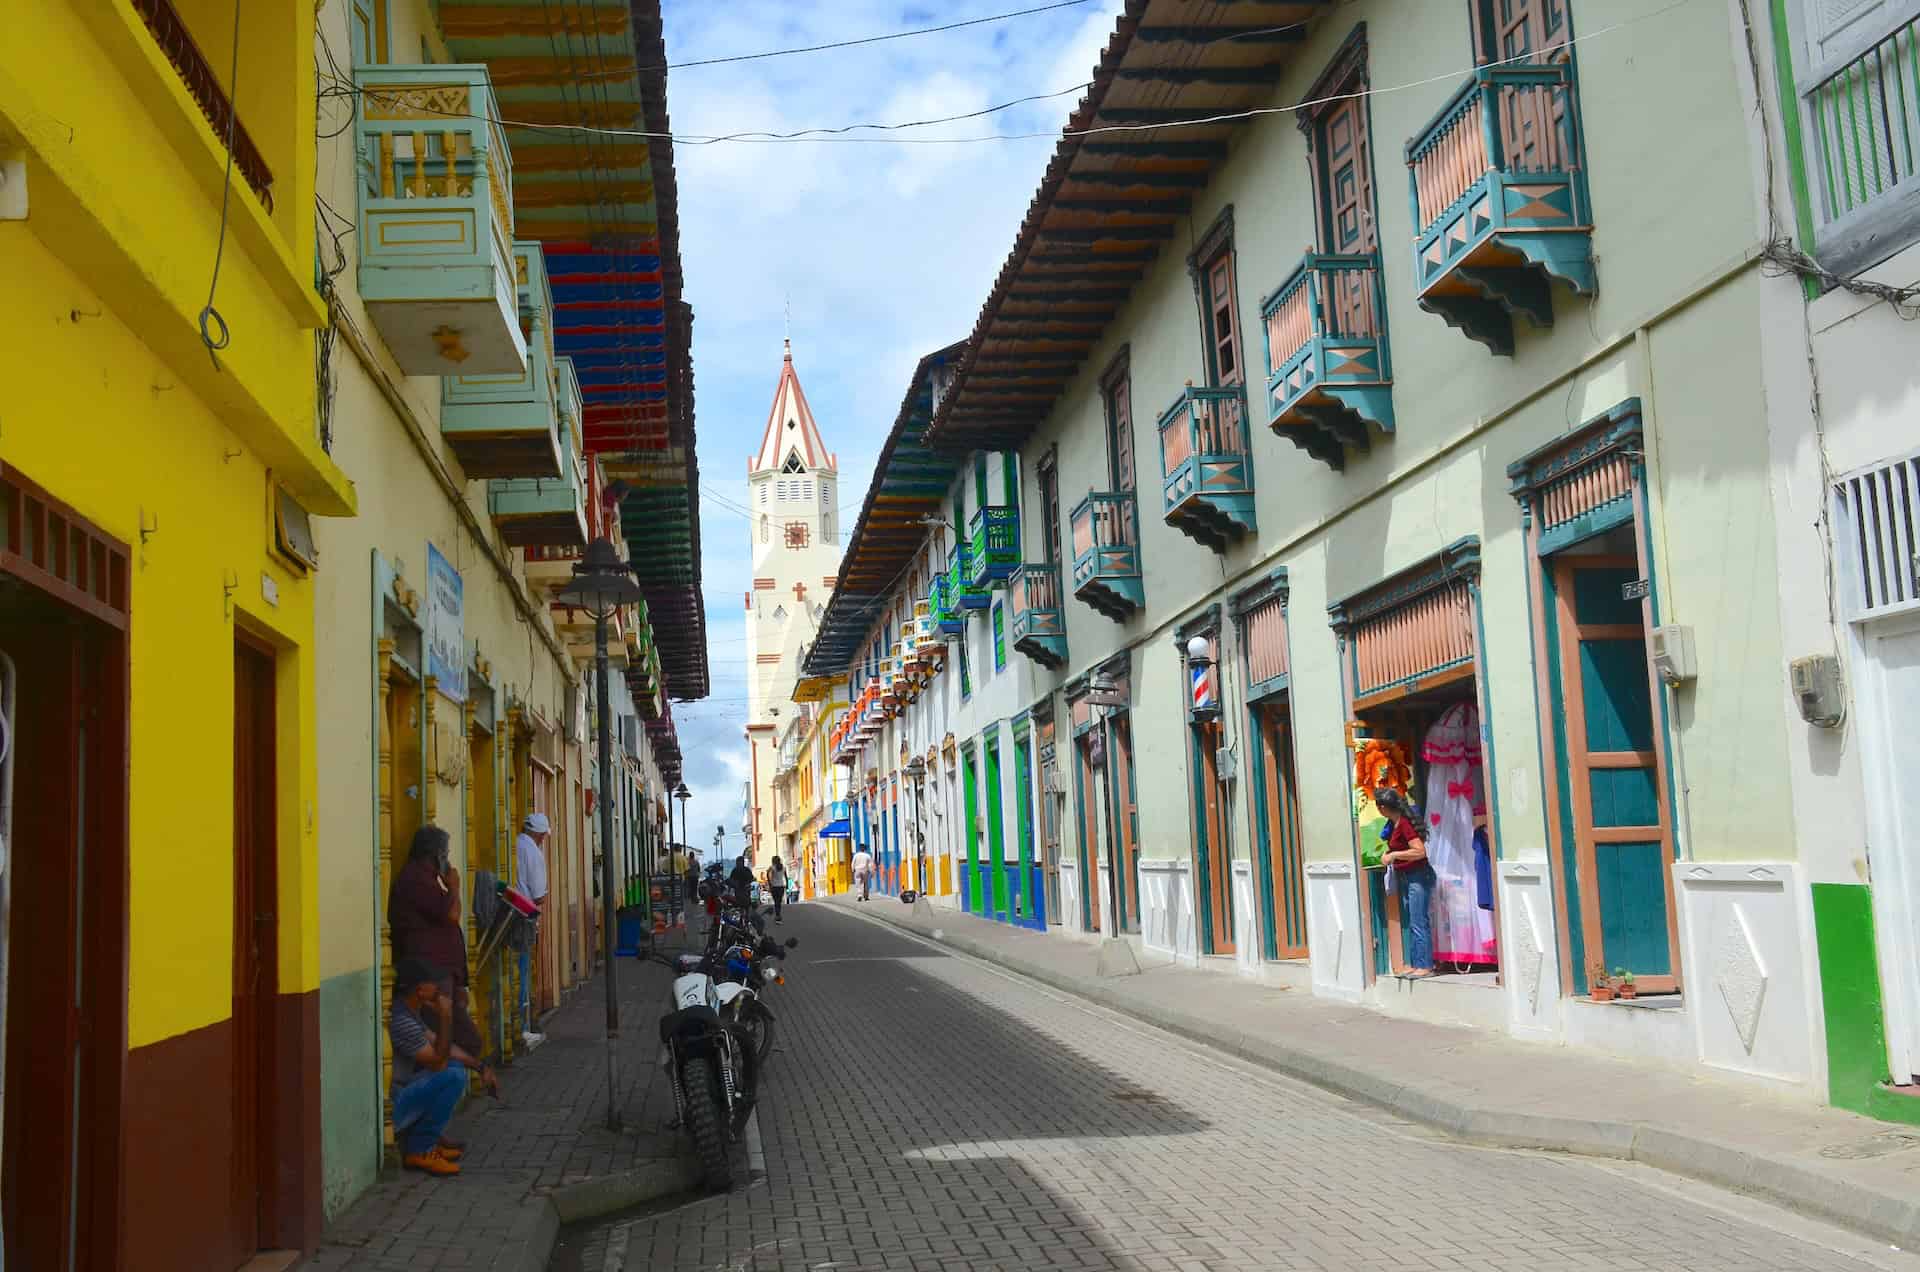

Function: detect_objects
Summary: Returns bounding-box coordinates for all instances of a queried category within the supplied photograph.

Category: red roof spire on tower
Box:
[751,338,835,475]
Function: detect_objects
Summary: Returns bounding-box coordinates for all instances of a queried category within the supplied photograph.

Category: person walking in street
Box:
[1375,787,1435,978]
[387,825,485,1064]
[729,854,756,909]
[851,845,874,901]
[515,812,551,1049]
[389,957,500,1177]
[767,855,788,923]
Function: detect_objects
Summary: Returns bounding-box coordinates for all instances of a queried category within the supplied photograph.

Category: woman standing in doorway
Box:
[767,855,789,923]
[1375,787,1435,978]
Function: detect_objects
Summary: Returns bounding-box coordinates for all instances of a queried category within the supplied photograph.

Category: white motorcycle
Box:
[648,946,759,1191]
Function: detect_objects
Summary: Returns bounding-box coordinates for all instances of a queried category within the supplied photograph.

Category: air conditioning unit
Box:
[1649,624,1696,686]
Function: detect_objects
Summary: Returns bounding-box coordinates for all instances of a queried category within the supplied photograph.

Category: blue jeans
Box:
[392,1063,467,1156]
[1398,862,1437,971]
[518,944,532,1034]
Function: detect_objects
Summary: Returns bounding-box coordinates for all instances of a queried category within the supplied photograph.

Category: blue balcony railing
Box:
[1009,563,1068,668]
[1157,383,1255,551]
[1070,491,1143,621]
[1261,253,1394,471]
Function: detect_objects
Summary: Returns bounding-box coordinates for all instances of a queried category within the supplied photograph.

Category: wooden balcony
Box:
[443,242,563,479]
[354,65,524,375]
[930,574,965,636]
[1262,254,1394,471]
[487,403,586,549]
[1405,62,1594,355]
[1070,491,1144,621]
[1158,384,1255,551]
[951,545,991,611]
[1009,563,1068,669]
[913,600,945,660]
[967,505,1020,589]
[522,543,580,596]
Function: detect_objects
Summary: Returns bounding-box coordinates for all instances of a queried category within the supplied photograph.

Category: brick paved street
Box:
[561,903,1918,1272]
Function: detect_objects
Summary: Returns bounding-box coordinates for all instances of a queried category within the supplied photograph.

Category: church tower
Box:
[743,340,841,865]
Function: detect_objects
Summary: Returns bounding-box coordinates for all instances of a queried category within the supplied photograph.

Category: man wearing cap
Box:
[388,957,498,1176]
[515,812,551,1049]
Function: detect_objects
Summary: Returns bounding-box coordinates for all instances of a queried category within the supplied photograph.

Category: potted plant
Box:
[1616,969,1637,1001]
[1591,971,1615,1002]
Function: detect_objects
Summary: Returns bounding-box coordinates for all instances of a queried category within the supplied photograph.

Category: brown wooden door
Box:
[1483,0,1569,62]
[1258,706,1310,960]
[1077,736,1102,933]
[1204,254,1243,389]
[1195,722,1234,955]
[232,639,279,1262]
[1109,716,1141,932]
[1319,94,1378,336]
[1105,375,1135,492]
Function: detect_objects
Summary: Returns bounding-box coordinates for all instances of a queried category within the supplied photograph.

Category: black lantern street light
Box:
[905,755,927,900]
[555,536,643,1131]
[673,779,691,890]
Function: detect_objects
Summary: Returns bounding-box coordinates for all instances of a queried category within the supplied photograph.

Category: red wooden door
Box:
[232,639,279,1262]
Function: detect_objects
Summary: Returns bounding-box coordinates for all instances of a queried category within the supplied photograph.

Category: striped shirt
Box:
[388,1000,437,1096]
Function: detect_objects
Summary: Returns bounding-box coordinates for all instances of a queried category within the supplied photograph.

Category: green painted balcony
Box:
[487,398,585,548]
[1009,563,1068,669]
[1070,491,1144,622]
[354,65,524,376]
[951,544,990,611]
[1406,61,1594,355]
[1262,253,1394,471]
[442,242,563,479]
[967,505,1020,588]
[1158,384,1255,551]
[930,573,964,636]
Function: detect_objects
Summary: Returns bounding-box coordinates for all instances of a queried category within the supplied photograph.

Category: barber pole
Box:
[1191,661,1214,712]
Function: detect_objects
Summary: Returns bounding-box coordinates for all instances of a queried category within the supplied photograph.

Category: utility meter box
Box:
[1650,624,1697,685]
[1789,654,1846,728]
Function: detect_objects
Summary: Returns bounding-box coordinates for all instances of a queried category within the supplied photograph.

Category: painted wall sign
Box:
[427,543,466,703]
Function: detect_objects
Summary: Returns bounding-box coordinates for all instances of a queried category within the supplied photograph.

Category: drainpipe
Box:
[0,651,12,1271]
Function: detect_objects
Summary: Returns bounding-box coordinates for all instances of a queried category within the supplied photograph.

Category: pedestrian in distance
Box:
[729,854,756,909]
[515,812,552,1049]
[851,845,874,901]
[1374,786,1436,979]
[767,855,788,923]
[388,957,499,1177]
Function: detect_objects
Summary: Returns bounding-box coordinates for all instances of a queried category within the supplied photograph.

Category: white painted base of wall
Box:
[1561,995,1696,1068]
[1231,861,1260,975]
[1673,860,1824,1097]
[1498,861,1563,1041]
[1139,858,1196,963]
[1059,861,1083,936]
[1247,958,1315,993]
[1370,971,1508,1031]
[1306,860,1364,1003]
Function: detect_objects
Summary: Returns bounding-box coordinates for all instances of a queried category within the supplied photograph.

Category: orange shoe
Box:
[403,1148,461,1177]
[435,1144,465,1161]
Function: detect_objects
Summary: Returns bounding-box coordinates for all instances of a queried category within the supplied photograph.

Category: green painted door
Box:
[985,737,1009,918]
[1015,735,1036,923]
[1552,557,1676,992]
[962,746,981,915]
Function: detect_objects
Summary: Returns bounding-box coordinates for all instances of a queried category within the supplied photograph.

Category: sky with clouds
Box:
[658,0,1126,858]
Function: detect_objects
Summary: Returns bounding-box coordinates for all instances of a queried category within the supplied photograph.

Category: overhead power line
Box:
[665,0,1100,72]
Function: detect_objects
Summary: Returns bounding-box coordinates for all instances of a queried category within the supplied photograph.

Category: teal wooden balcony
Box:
[967,505,1020,588]
[1158,384,1255,551]
[442,242,563,479]
[1070,491,1144,621]
[930,574,964,636]
[1405,62,1594,355]
[1262,254,1394,471]
[488,408,586,549]
[951,545,990,611]
[354,65,524,376]
[1010,564,1068,669]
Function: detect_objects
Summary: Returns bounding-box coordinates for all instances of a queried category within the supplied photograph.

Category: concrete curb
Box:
[842,900,1920,1251]
[496,1154,699,1272]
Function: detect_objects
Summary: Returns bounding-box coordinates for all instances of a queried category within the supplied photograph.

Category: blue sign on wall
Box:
[427,543,466,703]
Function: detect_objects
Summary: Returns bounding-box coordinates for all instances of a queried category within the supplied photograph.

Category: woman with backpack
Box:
[767,855,789,923]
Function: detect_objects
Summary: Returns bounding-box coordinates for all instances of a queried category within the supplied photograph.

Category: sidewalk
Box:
[306,946,697,1272]
[830,893,1920,1250]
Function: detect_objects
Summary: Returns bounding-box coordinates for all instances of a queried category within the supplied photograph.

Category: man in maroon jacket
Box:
[389,824,486,1060]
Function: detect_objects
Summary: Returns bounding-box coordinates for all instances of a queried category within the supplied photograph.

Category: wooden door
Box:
[1481,0,1569,63]
[1107,716,1141,932]
[1039,462,1062,565]
[1014,736,1037,925]
[985,739,1009,919]
[1076,734,1103,932]
[231,639,278,1262]
[1553,557,1677,992]
[1192,721,1234,955]
[1255,704,1310,960]
[1861,612,1920,1081]
[1318,93,1378,336]
[1204,253,1243,389]
[1105,375,1135,492]
[961,747,982,915]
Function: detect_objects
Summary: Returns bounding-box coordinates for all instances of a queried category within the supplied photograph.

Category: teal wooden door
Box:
[1014,735,1037,926]
[985,737,1010,919]
[1552,557,1678,992]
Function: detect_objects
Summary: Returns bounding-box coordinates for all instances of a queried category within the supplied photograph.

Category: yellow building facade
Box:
[1,2,352,1267]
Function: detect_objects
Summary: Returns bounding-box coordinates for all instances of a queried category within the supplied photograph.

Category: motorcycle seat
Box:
[673,954,704,973]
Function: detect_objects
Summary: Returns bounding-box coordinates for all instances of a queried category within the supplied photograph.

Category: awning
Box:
[818,820,852,839]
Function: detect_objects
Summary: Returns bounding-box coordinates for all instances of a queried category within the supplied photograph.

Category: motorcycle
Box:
[716,932,795,1063]
[647,942,758,1191]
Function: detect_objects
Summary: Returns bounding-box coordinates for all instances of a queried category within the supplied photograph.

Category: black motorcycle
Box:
[647,942,758,1190]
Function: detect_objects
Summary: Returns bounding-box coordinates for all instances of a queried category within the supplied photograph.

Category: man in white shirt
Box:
[515,813,551,1048]
[851,846,874,901]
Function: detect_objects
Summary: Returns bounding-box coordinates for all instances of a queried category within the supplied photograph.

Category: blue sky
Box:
[658,0,1126,857]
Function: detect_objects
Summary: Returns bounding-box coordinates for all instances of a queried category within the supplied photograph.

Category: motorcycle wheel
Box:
[734,998,774,1064]
[680,1056,733,1191]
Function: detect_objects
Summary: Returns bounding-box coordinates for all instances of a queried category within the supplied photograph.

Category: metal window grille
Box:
[1834,448,1920,619]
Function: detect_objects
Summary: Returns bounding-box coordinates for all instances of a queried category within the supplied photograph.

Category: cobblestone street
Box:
[561,905,1918,1272]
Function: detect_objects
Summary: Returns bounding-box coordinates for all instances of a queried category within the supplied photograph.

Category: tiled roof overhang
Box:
[801,341,968,678]
[924,0,1327,455]
[441,0,708,700]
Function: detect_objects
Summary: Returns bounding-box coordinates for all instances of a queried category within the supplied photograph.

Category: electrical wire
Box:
[197,0,244,368]
[663,0,1098,72]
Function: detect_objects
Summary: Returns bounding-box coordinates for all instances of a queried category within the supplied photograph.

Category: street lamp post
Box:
[905,756,927,901]
[673,780,691,918]
[555,536,643,1131]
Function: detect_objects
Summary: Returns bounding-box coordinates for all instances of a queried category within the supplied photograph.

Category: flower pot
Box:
[1591,984,1615,1002]
[1617,983,1637,1001]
